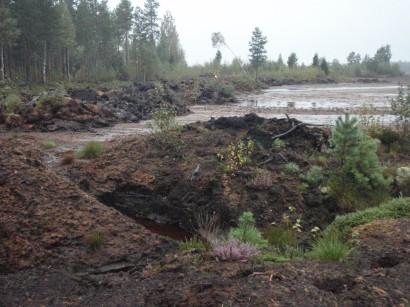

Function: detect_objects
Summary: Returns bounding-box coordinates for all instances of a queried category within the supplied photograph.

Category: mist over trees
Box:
[0,0,186,83]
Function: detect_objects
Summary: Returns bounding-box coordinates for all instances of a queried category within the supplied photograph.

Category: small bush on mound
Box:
[229,212,268,247]
[1,94,22,114]
[326,197,410,239]
[212,239,259,261]
[179,238,207,252]
[308,230,351,262]
[148,106,184,150]
[217,139,255,174]
[301,166,323,187]
[284,162,300,175]
[77,142,104,159]
[329,115,391,209]
[36,95,64,111]
[85,231,105,250]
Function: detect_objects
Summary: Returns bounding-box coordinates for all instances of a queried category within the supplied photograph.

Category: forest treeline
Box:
[0,0,185,83]
[0,0,406,84]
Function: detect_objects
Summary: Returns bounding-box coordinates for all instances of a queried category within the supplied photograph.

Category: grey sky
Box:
[108,0,410,65]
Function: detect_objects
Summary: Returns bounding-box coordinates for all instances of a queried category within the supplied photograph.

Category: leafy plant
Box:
[229,211,268,247]
[217,139,255,174]
[272,138,286,151]
[212,239,259,261]
[284,162,300,175]
[148,106,183,150]
[77,141,104,159]
[328,115,391,209]
[308,230,351,262]
[301,165,323,187]
[1,94,22,114]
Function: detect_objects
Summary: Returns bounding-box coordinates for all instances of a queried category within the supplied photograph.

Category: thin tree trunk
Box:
[67,48,71,82]
[42,41,47,84]
[0,45,4,81]
[125,33,129,65]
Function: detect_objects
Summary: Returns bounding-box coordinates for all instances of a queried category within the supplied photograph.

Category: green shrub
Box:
[229,212,268,247]
[85,231,105,250]
[77,141,104,159]
[148,106,183,150]
[329,115,391,209]
[308,230,351,261]
[391,85,410,124]
[327,197,410,239]
[284,162,300,175]
[264,226,298,250]
[371,127,401,147]
[37,95,64,111]
[1,94,22,114]
[216,83,235,98]
[217,139,255,174]
[42,140,57,149]
[272,138,286,151]
[301,166,323,187]
[179,237,207,252]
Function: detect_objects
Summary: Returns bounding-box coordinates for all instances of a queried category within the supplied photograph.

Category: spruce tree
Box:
[320,58,330,75]
[329,115,390,209]
[287,53,298,69]
[312,53,319,67]
[115,0,133,65]
[248,27,267,80]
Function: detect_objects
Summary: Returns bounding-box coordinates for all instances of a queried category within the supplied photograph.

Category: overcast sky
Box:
[108,0,410,65]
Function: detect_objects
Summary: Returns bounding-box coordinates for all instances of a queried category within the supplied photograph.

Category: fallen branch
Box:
[272,123,306,140]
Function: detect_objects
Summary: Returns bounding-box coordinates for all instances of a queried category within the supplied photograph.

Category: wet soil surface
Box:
[1,104,410,305]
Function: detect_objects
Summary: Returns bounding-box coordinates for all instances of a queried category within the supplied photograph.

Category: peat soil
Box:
[1,115,410,306]
[0,77,236,132]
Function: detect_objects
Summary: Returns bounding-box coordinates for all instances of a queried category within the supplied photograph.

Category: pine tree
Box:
[115,0,133,65]
[329,115,390,209]
[287,53,298,69]
[58,0,76,81]
[320,57,329,75]
[248,27,267,80]
[143,0,160,43]
[0,3,19,81]
[157,11,185,66]
[312,53,319,67]
[277,54,284,68]
[214,50,222,67]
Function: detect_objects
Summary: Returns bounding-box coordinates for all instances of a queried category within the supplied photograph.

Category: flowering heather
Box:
[212,239,259,261]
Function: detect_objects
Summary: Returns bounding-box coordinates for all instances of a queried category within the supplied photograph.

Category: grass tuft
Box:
[77,141,104,159]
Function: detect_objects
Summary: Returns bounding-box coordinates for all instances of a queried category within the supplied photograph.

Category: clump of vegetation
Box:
[85,231,105,250]
[272,138,286,151]
[148,106,183,150]
[36,95,65,111]
[301,166,323,187]
[1,94,22,114]
[327,197,410,239]
[217,139,255,174]
[391,85,410,125]
[369,126,401,147]
[284,162,300,175]
[179,237,207,252]
[308,230,351,262]
[264,226,298,251]
[229,211,268,247]
[213,82,235,98]
[212,239,259,261]
[61,151,75,165]
[328,115,391,209]
[396,167,410,196]
[77,141,104,159]
[42,140,57,149]
[248,169,274,189]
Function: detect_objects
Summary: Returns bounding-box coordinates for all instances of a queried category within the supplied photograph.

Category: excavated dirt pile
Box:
[0,137,173,273]
[0,78,236,132]
[66,114,334,232]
